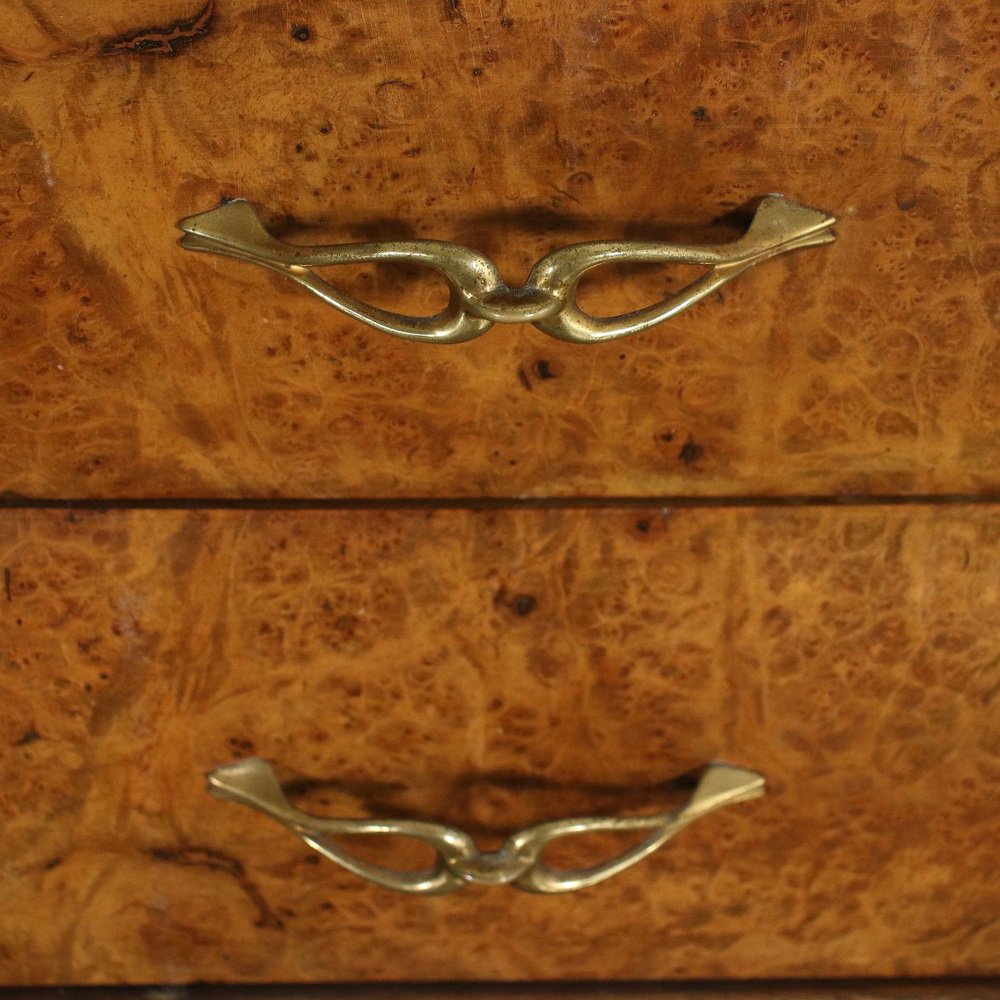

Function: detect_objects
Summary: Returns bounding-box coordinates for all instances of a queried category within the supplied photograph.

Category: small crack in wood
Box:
[99,0,214,57]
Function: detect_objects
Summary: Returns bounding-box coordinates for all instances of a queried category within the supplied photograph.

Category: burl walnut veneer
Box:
[0,507,997,982]
[1,0,998,991]
[1,0,998,497]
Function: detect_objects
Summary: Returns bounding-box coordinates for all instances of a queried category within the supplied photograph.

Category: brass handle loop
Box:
[178,194,835,344]
[206,758,765,895]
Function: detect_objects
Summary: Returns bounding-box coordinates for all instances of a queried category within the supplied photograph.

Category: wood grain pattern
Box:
[0,506,997,983]
[1,0,999,497]
[13,985,1000,1000]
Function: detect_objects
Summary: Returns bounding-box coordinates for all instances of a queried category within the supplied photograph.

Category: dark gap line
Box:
[12,975,1000,998]
[1,493,999,512]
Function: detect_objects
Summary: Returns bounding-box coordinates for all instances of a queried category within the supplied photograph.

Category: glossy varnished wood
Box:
[8,984,1000,1000]
[1,1,998,497]
[0,506,997,983]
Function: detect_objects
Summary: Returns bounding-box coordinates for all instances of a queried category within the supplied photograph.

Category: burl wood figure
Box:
[0,507,997,981]
[0,0,998,992]
[0,0,998,498]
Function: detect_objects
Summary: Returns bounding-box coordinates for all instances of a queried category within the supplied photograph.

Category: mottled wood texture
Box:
[11,986,1000,1000]
[1,1,999,497]
[1,506,998,983]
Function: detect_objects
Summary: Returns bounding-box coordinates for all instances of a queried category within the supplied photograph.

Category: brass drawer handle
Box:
[206,758,764,895]
[178,194,834,344]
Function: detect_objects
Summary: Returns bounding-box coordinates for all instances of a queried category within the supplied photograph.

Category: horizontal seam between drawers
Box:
[2,494,1000,512]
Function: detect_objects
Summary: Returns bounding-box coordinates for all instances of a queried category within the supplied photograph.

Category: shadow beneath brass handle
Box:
[206,759,765,894]
[177,194,835,344]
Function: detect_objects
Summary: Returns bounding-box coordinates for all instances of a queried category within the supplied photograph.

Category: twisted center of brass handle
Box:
[177,194,835,344]
[206,759,765,894]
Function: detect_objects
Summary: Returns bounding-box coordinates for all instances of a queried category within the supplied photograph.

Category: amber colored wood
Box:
[7,985,1000,1000]
[1,1,999,498]
[0,505,997,983]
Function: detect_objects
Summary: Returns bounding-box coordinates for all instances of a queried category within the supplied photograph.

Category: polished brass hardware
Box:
[178,195,835,344]
[206,758,764,894]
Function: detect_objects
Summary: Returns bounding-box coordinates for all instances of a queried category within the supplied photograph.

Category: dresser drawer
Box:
[1,505,996,983]
[1,1,997,499]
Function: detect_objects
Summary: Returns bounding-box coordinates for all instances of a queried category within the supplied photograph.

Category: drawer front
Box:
[1,506,997,983]
[1,1,997,498]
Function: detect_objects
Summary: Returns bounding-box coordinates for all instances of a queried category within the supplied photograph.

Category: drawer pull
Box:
[206,758,764,894]
[178,194,834,344]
